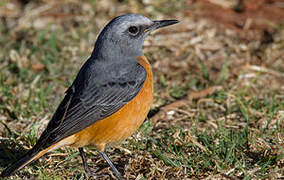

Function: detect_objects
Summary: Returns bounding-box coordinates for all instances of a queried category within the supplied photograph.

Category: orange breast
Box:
[68,56,153,151]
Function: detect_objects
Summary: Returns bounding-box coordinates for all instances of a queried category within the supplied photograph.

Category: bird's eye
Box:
[128,26,139,35]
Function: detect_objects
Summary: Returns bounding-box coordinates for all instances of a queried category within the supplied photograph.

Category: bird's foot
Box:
[85,169,100,177]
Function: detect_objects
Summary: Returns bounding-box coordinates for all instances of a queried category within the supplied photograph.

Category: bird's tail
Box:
[1,143,56,177]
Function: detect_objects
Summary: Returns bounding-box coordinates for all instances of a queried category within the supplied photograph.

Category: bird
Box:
[1,14,179,179]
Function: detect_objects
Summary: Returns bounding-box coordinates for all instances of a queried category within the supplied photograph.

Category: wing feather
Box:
[35,59,147,150]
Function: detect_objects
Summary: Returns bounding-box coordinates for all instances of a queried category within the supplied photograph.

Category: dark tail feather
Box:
[1,149,39,177]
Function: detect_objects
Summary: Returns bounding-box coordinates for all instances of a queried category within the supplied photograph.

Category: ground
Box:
[0,0,283,179]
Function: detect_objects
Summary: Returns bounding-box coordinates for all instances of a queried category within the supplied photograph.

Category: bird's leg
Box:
[98,150,124,180]
[78,147,97,177]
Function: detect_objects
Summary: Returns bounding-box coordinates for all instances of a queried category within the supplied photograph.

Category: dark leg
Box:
[78,147,97,176]
[98,151,124,180]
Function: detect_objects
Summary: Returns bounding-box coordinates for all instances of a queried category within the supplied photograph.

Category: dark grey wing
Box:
[35,59,147,150]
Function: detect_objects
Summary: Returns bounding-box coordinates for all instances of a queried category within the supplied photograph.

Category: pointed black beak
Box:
[151,19,179,30]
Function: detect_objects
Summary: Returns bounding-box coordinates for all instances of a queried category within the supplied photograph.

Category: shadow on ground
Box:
[0,139,27,168]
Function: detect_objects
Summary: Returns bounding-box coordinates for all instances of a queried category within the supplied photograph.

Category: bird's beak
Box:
[146,19,179,32]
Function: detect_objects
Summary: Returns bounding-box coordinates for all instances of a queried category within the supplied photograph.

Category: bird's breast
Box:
[68,56,153,151]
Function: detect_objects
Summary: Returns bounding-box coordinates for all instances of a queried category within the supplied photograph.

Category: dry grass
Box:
[0,0,283,179]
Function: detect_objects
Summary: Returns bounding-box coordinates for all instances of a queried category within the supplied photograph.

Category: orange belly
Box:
[67,56,153,151]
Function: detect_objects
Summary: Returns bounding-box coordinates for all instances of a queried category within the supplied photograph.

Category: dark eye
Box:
[128,26,139,35]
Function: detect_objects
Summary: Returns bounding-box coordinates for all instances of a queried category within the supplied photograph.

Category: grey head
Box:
[92,14,179,60]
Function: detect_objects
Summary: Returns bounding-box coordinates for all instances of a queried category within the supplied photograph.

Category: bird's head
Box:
[93,14,179,59]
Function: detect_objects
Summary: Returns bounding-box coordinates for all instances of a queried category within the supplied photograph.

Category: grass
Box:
[0,0,283,179]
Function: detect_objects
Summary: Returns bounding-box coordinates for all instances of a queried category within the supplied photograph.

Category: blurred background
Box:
[0,0,283,179]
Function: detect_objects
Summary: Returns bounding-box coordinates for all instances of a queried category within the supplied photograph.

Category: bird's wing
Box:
[35,59,147,150]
